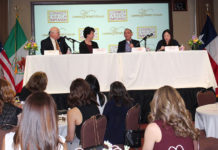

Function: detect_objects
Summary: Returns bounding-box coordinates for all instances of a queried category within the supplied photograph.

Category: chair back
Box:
[80,115,107,149]
[126,104,140,130]
[197,90,216,106]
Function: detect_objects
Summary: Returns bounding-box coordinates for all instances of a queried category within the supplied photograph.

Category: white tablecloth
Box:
[195,103,218,138]
[23,51,217,94]
[58,114,67,137]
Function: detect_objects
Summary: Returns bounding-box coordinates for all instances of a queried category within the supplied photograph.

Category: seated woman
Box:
[2,92,67,150]
[0,79,22,130]
[156,29,183,51]
[85,74,107,114]
[66,78,100,149]
[18,71,47,101]
[143,86,199,150]
[103,81,134,145]
[79,26,99,53]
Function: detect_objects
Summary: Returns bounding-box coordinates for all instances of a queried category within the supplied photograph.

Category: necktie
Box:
[55,40,61,54]
[125,41,131,52]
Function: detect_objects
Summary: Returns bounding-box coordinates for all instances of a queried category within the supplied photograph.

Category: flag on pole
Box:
[4,17,28,93]
[199,15,218,95]
[0,42,16,91]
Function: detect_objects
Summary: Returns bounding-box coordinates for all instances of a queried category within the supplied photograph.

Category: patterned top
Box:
[0,103,22,130]
[154,120,194,150]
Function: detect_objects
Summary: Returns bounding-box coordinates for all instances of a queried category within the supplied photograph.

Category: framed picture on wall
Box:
[173,0,187,11]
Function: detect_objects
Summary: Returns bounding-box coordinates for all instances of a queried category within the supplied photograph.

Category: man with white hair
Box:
[117,28,140,52]
[40,27,70,55]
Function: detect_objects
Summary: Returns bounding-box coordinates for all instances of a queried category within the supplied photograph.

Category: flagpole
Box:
[14,6,19,74]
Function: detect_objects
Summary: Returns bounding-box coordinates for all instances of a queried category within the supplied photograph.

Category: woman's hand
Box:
[159,46,165,51]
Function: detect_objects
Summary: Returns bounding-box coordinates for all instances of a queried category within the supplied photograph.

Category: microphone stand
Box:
[65,37,80,53]
[138,33,153,48]
[138,36,147,48]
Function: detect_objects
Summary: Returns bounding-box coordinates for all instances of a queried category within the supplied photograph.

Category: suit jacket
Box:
[117,39,140,53]
[79,41,99,54]
[40,37,70,55]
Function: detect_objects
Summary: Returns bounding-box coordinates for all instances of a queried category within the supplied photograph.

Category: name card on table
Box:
[132,47,146,52]
[165,46,179,52]
[44,50,60,55]
[93,48,107,54]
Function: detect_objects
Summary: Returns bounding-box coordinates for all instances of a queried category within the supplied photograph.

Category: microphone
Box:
[142,33,153,40]
[137,33,153,47]
[64,36,80,43]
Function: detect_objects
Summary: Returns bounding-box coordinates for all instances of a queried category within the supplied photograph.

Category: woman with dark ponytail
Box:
[85,74,107,114]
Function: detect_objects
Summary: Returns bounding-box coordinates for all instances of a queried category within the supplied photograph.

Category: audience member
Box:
[103,81,134,145]
[18,71,47,101]
[85,74,107,114]
[66,78,100,149]
[142,86,199,150]
[2,92,67,150]
[0,79,22,130]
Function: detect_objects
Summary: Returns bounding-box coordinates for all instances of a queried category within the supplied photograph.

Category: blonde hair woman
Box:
[143,86,199,150]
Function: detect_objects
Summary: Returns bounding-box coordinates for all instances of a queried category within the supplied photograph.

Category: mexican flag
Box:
[4,18,28,93]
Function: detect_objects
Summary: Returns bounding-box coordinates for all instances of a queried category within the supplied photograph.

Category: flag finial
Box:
[205,3,210,16]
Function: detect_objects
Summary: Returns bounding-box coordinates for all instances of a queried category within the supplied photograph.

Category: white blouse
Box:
[4,132,65,150]
[97,94,107,114]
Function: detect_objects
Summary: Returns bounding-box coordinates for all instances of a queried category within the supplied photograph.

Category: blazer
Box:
[40,37,70,55]
[117,39,140,53]
[79,41,99,54]
[155,39,180,51]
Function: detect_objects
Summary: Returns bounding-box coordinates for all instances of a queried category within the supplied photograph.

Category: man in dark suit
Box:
[40,27,70,55]
[117,28,140,53]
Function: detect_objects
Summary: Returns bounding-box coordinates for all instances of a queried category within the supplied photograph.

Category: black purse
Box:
[125,129,141,148]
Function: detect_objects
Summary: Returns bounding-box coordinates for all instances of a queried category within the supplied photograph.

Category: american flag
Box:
[0,42,16,91]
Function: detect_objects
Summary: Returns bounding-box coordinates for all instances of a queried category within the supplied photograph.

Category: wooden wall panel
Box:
[0,0,8,44]
[196,0,214,35]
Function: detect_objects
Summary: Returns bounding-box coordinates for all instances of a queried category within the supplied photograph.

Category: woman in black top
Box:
[0,79,22,130]
[18,71,48,101]
[156,29,180,51]
[85,74,107,114]
[79,26,99,54]
[66,78,99,148]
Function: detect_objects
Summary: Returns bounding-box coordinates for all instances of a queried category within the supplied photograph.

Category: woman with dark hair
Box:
[18,71,48,101]
[85,74,107,114]
[103,81,134,145]
[66,78,100,149]
[2,92,67,150]
[0,79,22,130]
[143,86,199,150]
[79,26,99,53]
[155,29,182,51]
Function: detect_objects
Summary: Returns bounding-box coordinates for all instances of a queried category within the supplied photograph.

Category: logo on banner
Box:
[108,9,128,22]
[72,10,104,18]
[137,26,157,39]
[78,28,99,41]
[132,9,162,17]
[108,44,118,53]
[103,27,124,35]
[47,10,68,23]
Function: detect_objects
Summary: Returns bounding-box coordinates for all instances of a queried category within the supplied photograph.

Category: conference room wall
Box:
[7,0,205,49]
[214,0,218,33]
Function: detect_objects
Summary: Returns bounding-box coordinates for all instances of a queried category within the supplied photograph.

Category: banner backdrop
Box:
[33,3,170,53]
